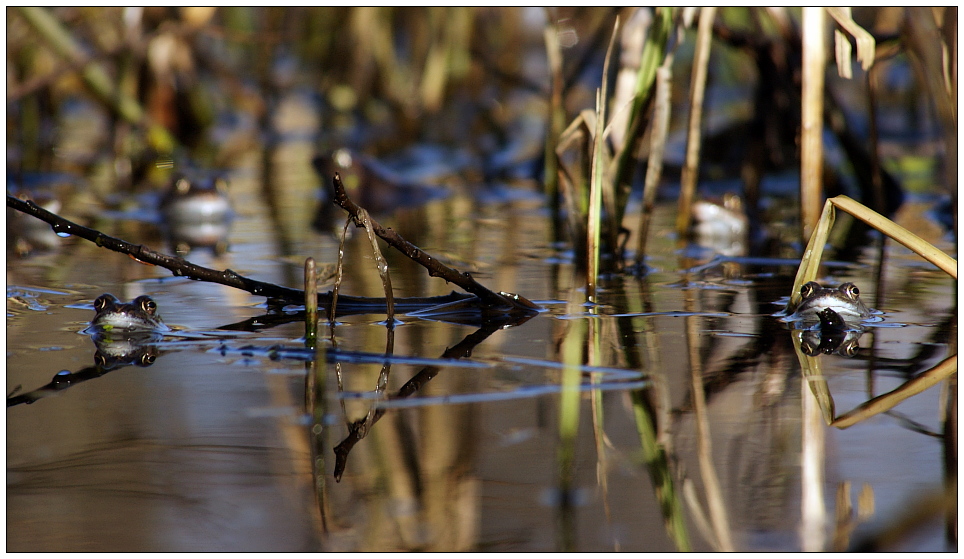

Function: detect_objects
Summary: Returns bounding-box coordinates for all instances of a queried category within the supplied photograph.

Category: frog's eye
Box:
[842,283,860,299]
[841,341,859,357]
[138,297,157,315]
[800,282,819,299]
[800,340,818,356]
[138,351,157,367]
[94,294,116,312]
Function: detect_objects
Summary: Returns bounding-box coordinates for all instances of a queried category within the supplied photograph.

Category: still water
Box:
[6,161,955,552]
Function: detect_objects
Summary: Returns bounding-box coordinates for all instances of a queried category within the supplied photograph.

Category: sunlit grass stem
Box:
[800,7,826,242]
[635,58,673,269]
[586,18,619,300]
[675,7,716,240]
[611,7,673,227]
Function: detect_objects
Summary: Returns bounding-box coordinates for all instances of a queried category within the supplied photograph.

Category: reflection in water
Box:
[6,186,955,551]
[8,201,956,550]
[8,333,161,408]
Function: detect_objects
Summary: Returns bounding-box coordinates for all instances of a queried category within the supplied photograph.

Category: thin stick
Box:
[331,172,540,315]
[329,217,353,324]
[830,196,957,278]
[356,208,395,324]
[7,194,477,314]
[304,257,318,347]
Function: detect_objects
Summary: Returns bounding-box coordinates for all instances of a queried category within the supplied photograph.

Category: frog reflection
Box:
[8,329,161,408]
[784,281,874,325]
[91,332,162,368]
[800,308,864,357]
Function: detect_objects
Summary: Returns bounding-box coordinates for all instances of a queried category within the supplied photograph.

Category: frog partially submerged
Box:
[160,174,232,225]
[89,294,170,333]
[160,174,233,254]
[783,281,875,326]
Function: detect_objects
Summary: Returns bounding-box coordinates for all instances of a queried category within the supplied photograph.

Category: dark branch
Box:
[6,194,476,314]
[331,172,541,317]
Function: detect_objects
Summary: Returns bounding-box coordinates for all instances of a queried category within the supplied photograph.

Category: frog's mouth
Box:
[806,300,867,317]
[83,314,172,335]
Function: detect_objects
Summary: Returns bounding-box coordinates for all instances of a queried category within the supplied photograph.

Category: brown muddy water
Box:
[6,156,956,551]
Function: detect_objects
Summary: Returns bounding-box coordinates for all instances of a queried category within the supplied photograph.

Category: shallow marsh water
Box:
[6,10,959,545]
[6,165,956,551]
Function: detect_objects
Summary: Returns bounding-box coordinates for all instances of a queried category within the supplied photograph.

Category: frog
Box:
[89,294,170,333]
[159,174,232,254]
[788,281,874,324]
[160,174,232,224]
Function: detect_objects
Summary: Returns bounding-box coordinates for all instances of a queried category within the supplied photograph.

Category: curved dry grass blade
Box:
[826,7,876,71]
[831,354,957,429]
[790,199,837,307]
[830,196,957,279]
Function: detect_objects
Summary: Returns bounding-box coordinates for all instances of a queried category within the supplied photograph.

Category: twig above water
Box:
[6,195,465,314]
[8,190,541,321]
[330,172,541,316]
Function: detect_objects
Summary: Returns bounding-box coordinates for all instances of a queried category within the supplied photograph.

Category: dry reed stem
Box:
[635,59,673,269]
[800,7,826,242]
[675,7,716,239]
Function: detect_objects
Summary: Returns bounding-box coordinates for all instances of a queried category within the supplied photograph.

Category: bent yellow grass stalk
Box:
[791,195,957,428]
[790,195,957,308]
